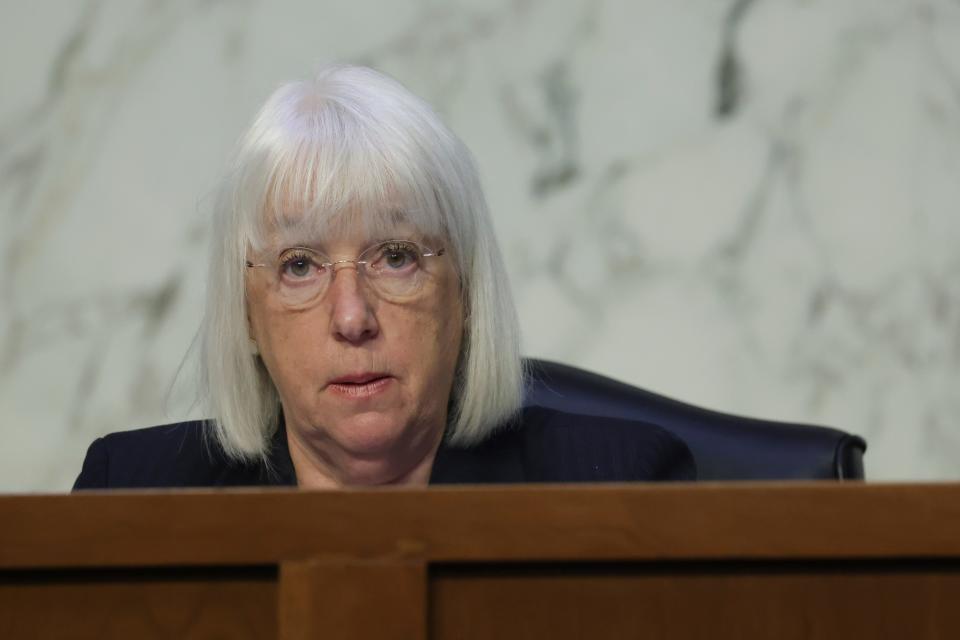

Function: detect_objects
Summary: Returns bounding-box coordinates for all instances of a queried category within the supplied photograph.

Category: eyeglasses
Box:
[245,239,446,307]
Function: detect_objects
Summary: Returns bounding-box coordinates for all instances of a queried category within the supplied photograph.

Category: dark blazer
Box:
[72,405,697,489]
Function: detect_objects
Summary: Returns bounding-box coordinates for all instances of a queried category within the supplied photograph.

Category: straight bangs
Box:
[238,91,455,259]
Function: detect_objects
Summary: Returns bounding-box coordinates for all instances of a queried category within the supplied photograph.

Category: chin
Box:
[331,411,414,457]
[330,414,431,486]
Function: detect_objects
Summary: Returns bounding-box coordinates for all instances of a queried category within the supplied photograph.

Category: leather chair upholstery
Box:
[523,359,867,481]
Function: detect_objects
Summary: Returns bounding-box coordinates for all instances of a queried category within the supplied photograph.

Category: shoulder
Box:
[519,405,697,482]
[72,421,261,490]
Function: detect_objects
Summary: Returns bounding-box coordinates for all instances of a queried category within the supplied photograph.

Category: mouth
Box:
[327,372,394,398]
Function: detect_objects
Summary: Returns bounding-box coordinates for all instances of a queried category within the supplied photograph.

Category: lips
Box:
[329,372,390,385]
[326,372,394,398]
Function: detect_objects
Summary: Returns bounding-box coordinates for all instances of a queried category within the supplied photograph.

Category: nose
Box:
[327,264,379,344]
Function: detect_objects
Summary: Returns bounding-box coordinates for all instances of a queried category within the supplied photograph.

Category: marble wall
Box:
[1,0,958,491]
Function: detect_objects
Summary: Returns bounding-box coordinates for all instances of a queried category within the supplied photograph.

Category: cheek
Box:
[441,303,464,361]
[422,295,464,376]
[248,300,326,391]
[379,299,462,386]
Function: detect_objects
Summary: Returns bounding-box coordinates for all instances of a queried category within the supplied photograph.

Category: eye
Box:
[373,242,421,273]
[278,248,323,280]
[287,258,311,278]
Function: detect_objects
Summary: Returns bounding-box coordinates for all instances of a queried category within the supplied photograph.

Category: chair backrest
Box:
[523,359,867,481]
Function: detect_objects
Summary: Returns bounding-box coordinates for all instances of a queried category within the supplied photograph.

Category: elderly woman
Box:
[74,65,695,489]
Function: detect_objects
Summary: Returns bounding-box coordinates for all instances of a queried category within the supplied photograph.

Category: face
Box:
[245,225,464,485]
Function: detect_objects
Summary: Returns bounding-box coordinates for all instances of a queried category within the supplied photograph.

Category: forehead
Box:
[259,205,431,250]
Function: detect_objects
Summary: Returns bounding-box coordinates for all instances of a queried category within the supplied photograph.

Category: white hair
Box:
[198,64,523,462]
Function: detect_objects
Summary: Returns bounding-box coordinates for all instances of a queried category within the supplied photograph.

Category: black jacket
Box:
[72,405,696,489]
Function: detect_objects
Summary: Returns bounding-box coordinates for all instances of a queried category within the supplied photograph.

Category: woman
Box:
[74,65,695,489]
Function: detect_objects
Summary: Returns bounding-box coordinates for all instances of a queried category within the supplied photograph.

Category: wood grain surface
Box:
[430,561,960,640]
[3,483,960,568]
[3,484,960,639]
[0,567,276,640]
[279,555,426,640]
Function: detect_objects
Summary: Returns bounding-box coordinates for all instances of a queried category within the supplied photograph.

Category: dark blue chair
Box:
[523,358,866,480]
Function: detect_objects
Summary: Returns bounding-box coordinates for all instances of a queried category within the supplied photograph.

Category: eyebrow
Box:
[272,233,426,257]
[268,210,420,248]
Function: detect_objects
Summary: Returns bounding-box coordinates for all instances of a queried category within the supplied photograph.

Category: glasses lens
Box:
[361,241,426,298]
[276,247,328,306]
[257,240,439,307]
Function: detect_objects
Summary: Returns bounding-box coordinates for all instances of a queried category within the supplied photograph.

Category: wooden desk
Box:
[2,483,959,639]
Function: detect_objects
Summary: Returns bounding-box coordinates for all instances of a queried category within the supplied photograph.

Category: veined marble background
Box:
[1,0,958,491]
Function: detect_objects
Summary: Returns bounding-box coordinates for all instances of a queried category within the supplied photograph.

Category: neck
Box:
[285,424,443,488]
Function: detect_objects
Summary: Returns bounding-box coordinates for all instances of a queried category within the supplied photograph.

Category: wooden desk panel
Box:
[0,567,275,640]
[2,483,960,639]
[432,561,960,639]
